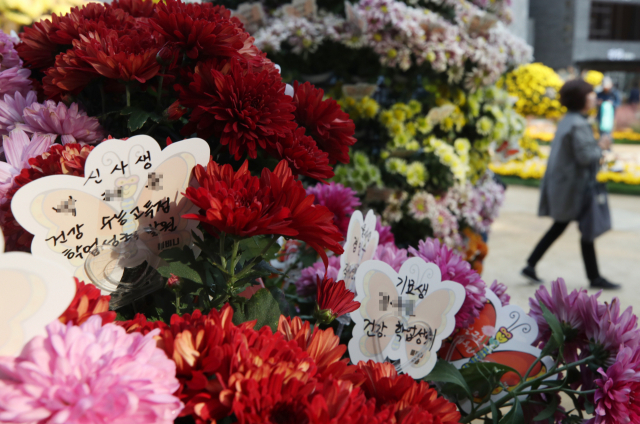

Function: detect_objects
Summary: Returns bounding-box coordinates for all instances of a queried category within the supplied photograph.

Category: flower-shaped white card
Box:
[439,288,555,412]
[11,135,210,283]
[337,210,379,292]
[348,257,465,379]
[0,227,75,356]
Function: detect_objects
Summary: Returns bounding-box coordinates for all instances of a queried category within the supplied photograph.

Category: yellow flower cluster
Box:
[612,130,640,142]
[384,158,430,187]
[528,128,640,143]
[490,159,640,185]
[0,0,85,29]
[583,70,604,88]
[518,135,548,160]
[337,96,381,121]
[498,63,566,119]
[425,137,470,183]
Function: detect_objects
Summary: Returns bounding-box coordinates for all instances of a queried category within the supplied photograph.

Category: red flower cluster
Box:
[119,306,462,424]
[183,159,344,265]
[58,278,116,325]
[0,143,94,251]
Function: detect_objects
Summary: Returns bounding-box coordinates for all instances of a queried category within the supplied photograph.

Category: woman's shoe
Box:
[521,265,543,284]
[590,277,621,290]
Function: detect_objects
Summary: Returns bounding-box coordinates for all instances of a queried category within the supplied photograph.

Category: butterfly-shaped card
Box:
[439,288,554,411]
[11,135,210,285]
[348,258,465,379]
[232,2,266,34]
[342,83,377,100]
[282,0,317,19]
[337,210,379,292]
[344,1,367,36]
[0,226,76,356]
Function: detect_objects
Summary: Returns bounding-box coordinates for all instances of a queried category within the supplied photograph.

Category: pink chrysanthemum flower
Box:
[306,182,360,236]
[0,129,54,201]
[376,215,395,246]
[295,255,341,297]
[409,238,486,330]
[0,31,21,70]
[0,91,37,137]
[0,67,32,97]
[373,243,408,272]
[0,316,183,424]
[593,346,640,424]
[489,280,510,306]
[529,278,591,363]
[581,297,640,366]
[21,101,105,144]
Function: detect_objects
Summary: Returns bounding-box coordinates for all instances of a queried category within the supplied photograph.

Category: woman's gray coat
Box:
[538,112,602,222]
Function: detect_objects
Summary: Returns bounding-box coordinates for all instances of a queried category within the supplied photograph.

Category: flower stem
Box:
[99,83,106,115]
[156,66,166,110]
[229,240,240,276]
[175,292,181,314]
[126,85,131,107]
[458,355,596,423]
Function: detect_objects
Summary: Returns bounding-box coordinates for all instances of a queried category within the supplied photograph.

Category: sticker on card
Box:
[438,288,555,412]
[0,226,75,356]
[11,135,210,292]
[337,209,379,292]
[348,257,465,379]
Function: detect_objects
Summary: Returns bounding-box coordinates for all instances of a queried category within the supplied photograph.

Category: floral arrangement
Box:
[251,0,531,91]
[498,63,566,119]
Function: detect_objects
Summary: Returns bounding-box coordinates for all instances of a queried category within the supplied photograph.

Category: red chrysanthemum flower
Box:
[109,0,157,18]
[315,276,360,324]
[150,0,248,61]
[0,143,94,251]
[292,81,357,164]
[266,127,334,182]
[183,159,343,265]
[58,278,116,325]
[356,361,462,424]
[180,59,295,160]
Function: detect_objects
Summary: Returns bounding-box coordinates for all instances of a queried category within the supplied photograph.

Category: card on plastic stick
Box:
[348,257,465,379]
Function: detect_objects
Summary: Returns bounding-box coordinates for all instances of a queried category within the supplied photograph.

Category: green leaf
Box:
[460,362,521,401]
[499,399,524,424]
[269,287,291,317]
[424,360,472,398]
[231,288,281,331]
[238,236,281,266]
[491,401,501,424]
[158,247,203,284]
[533,391,560,421]
[120,107,153,131]
[584,397,595,415]
[540,301,565,349]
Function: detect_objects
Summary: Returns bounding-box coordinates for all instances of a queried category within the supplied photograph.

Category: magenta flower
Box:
[0,31,21,70]
[307,182,361,236]
[489,280,510,306]
[0,91,37,137]
[581,297,640,366]
[529,278,591,363]
[593,346,640,424]
[295,255,341,297]
[21,101,105,144]
[373,243,408,272]
[409,238,486,330]
[0,129,54,201]
[0,67,32,98]
[0,316,183,424]
[376,215,395,245]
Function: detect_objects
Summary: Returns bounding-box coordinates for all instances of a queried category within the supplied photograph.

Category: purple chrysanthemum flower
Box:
[529,278,591,363]
[376,215,395,246]
[0,129,55,201]
[307,182,361,236]
[0,67,32,98]
[0,91,37,137]
[373,243,408,272]
[409,238,486,330]
[0,316,183,423]
[581,297,640,366]
[489,280,510,305]
[21,101,105,144]
[295,255,341,297]
[0,31,21,71]
[593,346,640,424]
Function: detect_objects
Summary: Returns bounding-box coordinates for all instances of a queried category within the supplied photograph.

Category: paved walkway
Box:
[482,185,640,311]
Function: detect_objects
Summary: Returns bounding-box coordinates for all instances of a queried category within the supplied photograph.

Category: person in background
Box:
[521,79,620,290]
[597,76,620,136]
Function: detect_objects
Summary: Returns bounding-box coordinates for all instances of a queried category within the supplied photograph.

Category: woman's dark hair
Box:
[559,79,594,111]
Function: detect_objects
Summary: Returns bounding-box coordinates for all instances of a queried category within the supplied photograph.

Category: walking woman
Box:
[521,79,619,289]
